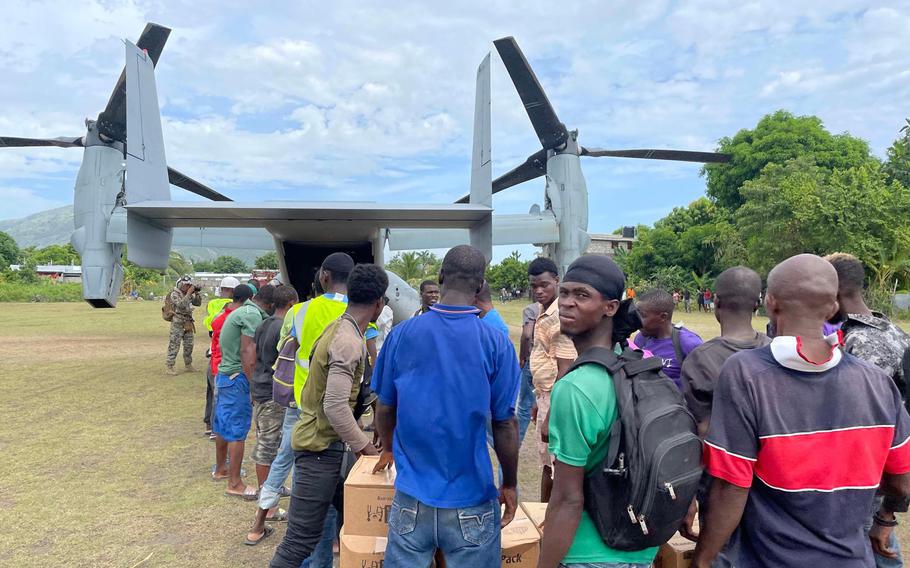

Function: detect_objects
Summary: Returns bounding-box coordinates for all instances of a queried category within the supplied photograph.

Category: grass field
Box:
[1,301,907,567]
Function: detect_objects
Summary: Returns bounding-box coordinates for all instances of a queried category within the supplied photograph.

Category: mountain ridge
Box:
[0,206,267,264]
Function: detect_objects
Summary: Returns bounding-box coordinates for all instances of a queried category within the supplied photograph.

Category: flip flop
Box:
[278,486,291,499]
[244,525,275,546]
[265,508,288,522]
[225,486,258,501]
[211,463,246,477]
[211,471,229,482]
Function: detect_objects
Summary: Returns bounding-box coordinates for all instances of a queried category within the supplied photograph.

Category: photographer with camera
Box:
[165,275,203,376]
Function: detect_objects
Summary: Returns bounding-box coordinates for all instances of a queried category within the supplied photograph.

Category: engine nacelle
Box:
[70,143,126,308]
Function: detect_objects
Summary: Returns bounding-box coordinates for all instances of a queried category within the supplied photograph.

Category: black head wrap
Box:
[563,254,625,300]
[564,254,641,346]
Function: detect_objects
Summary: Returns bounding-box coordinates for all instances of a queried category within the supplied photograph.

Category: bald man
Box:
[693,254,910,568]
[681,267,769,566]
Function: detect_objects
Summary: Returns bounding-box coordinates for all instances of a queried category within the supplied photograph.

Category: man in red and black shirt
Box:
[693,254,910,568]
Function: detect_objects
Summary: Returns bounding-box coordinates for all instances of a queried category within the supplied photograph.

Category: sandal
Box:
[266,508,288,522]
[244,525,275,546]
[278,486,291,499]
[225,486,259,501]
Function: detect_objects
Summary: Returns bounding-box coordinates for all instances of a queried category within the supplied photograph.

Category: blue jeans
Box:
[259,407,300,510]
[260,408,335,568]
[863,494,903,568]
[384,491,501,567]
[517,364,535,444]
[301,506,336,568]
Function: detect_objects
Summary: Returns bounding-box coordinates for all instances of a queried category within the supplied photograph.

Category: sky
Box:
[1,0,909,261]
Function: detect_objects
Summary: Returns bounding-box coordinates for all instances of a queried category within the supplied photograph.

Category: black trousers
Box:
[269,447,345,568]
[204,367,215,428]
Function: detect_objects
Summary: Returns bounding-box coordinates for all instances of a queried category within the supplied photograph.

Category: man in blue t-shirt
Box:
[373,245,521,567]
[633,288,703,389]
[475,281,510,337]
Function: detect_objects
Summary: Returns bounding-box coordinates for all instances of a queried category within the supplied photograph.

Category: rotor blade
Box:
[167,167,233,202]
[0,136,83,148]
[493,36,568,151]
[455,148,548,203]
[97,23,171,142]
[580,147,732,163]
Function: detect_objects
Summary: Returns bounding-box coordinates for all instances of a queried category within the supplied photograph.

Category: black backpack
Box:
[573,345,702,550]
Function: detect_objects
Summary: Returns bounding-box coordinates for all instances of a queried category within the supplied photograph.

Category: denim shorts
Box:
[213,372,252,442]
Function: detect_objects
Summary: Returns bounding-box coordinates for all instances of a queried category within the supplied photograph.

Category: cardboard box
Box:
[501,503,541,566]
[653,526,698,568]
[340,528,386,568]
[344,455,397,537]
[520,502,548,532]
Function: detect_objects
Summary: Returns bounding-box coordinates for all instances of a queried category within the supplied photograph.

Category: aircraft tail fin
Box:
[124,39,172,269]
[468,53,493,262]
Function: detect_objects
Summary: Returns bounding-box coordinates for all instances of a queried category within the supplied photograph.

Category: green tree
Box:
[386,251,441,285]
[255,251,279,269]
[122,260,162,293]
[0,231,19,267]
[200,255,248,274]
[24,243,80,265]
[884,118,910,189]
[386,252,423,282]
[14,259,40,283]
[735,158,910,274]
[167,251,196,278]
[485,251,530,295]
[704,110,874,210]
[193,259,216,272]
[647,266,689,293]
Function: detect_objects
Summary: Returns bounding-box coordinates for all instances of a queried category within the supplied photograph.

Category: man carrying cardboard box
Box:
[372,245,521,567]
[269,265,388,568]
[538,254,658,568]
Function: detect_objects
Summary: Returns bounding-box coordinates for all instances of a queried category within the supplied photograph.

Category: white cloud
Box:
[1,0,909,236]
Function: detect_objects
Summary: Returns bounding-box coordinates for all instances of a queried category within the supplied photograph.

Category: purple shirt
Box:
[633,327,703,388]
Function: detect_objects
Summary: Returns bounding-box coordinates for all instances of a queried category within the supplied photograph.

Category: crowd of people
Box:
[169,246,910,568]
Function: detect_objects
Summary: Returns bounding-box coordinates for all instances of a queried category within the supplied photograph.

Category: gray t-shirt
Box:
[680,332,770,427]
[522,303,539,326]
[252,316,283,403]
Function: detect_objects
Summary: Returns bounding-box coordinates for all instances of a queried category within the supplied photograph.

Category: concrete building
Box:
[9,264,83,283]
[585,227,636,256]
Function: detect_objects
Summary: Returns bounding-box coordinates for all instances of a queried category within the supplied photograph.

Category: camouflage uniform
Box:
[166,286,202,368]
[843,311,910,517]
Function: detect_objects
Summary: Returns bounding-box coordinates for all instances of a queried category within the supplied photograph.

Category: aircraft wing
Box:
[127,201,492,244]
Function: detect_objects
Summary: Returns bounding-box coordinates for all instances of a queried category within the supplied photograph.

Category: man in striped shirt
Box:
[693,254,910,568]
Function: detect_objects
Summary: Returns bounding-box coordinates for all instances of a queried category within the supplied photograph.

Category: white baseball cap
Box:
[220,276,241,289]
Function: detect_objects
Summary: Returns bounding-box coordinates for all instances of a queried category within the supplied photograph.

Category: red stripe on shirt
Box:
[885,434,910,474]
[704,442,755,488]
[755,426,893,491]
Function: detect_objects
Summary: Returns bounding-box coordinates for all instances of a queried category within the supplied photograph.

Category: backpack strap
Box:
[622,356,664,377]
[671,326,686,366]
[569,346,635,476]
[568,345,624,375]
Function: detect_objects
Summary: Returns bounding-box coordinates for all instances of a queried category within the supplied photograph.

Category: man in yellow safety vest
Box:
[246,252,355,553]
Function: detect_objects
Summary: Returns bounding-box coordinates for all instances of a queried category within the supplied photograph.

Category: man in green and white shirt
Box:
[539,254,658,568]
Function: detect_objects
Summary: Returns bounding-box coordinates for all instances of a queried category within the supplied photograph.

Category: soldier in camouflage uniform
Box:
[166,275,203,375]
[828,253,910,568]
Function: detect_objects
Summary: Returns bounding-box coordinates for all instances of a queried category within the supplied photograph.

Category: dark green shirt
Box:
[292,314,366,452]
[218,300,269,376]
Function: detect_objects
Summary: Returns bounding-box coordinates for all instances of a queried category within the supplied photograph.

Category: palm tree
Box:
[387,252,423,282]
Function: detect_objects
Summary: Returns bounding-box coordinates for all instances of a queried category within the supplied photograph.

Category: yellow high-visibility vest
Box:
[289,293,347,408]
[203,298,232,332]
